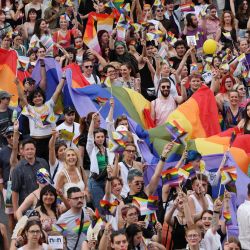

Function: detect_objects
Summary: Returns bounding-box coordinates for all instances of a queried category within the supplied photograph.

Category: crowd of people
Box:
[0,0,250,249]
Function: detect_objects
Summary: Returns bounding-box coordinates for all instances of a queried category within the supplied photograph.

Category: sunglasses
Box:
[134,181,144,186]
[1,97,10,100]
[6,134,14,139]
[161,85,170,90]
[156,9,163,12]
[125,149,136,154]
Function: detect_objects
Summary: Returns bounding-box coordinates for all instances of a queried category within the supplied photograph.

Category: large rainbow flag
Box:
[0,48,18,106]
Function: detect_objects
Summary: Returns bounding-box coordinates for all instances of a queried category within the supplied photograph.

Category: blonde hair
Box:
[64,148,81,169]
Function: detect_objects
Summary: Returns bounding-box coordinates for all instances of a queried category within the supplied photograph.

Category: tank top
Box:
[172,216,187,249]
[190,194,213,214]
[62,168,85,196]
[120,161,134,197]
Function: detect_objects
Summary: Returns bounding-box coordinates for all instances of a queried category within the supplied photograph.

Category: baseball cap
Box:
[0,90,13,99]
[23,77,36,85]
[5,126,14,135]
[64,106,76,115]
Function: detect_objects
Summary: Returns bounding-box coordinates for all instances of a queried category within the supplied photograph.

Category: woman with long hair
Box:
[236,0,250,38]
[222,90,244,130]
[74,35,87,66]
[24,0,44,20]
[18,220,52,250]
[224,236,242,250]
[165,191,193,249]
[56,148,88,197]
[238,102,250,134]
[35,185,68,232]
[87,112,114,211]
[23,8,37,44]
[233,83,250,107]
[116,62,141,92]
[0,9,12,38]
[10,0,25,28]
[215,11,237,49]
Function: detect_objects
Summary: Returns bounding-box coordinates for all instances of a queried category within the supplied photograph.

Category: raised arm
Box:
[10,120,20,168]
[145,142,174,196]
[211,198,223,234]
[39,59,47,93]
[180,191,193,227]
[16,192,36,220]
[15,77,28,106]
[164,197,178,226]
[49,129,58,166]
[51,72,66,104]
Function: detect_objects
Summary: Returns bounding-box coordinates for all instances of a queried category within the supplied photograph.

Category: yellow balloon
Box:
[203,39,217,55]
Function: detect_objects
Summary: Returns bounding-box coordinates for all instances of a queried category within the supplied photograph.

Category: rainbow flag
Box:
[74,219,90,234]
[120,3,130,12]
[179,2,195,12]
[133,197,153,215]
[109,131,129,153]
[167,85,221,139]
[145,212,157,226]
[147,195,158,211]
[166,120,187,144]
[153,0,162,6]
[94,96,109,106]
[0,48,19,106]
[100,199,119,215]
[220,166,237,182]
[223,211,232,225]
[113,0,124,9]
[83,15,101,53]
[52,224,67,236]
[161,167,183,186]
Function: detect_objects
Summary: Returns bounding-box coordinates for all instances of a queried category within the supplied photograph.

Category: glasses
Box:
[125,149,136,154]
[161,85,170,90]
[107,70,115,74]
[84,65,93,68]
[134,181,144,186]
[1,97,10,100]
[28,230,41,234]
[156,9,163,12]
[186,234,199,239]
[70,196,84,200]
[6,134,14,139]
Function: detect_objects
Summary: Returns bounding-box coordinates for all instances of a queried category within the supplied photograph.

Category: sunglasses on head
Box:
[161,85,170,90]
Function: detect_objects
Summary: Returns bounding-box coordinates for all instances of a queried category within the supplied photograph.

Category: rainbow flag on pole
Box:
[179,2,195,12]
[223,211,232,225]
[83,15,101,53]
[161,167,183,186]
[147,195,158,211]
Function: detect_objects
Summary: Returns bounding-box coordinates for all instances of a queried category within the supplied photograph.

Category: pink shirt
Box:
[205,18,220,39]
[151,96,177,126]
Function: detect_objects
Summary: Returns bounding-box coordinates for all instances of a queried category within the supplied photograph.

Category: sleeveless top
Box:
[190,194,213,214]
[62,168,85,196]
[18,243,49,250]
[172,216,187,249]
[120,161,134,197]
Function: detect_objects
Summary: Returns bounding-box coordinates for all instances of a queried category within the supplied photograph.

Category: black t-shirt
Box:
[0,146,12,189]
[0,108,13,147]
[169,55,192,72]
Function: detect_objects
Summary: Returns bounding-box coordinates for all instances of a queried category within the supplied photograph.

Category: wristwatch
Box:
[160,155,166,162]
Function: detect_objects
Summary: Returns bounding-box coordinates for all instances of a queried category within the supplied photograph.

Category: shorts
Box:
[3,188,14,214]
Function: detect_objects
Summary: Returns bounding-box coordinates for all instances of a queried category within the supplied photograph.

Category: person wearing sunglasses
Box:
[82,58,101,85]
[150,78,185,126]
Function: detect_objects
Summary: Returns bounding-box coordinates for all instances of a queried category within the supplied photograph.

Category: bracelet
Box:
[0,178,3,184]
[160,155,166,162]
[213,210,220,214]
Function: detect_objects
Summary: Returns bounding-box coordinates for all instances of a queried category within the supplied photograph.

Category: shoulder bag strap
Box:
[73,209,84,250]
[70,123,75,147]
[51,162,60,183]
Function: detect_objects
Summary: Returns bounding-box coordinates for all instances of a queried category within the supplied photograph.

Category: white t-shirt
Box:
[56,122,80,148]
[204,228,222,250]
[83,74,101,85]
[26,99,55,137]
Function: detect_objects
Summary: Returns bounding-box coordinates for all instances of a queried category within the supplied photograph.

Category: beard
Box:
[191,22,198,29]
[161,90,170,97]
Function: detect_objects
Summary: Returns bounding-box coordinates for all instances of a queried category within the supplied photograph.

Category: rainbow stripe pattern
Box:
[147,195,158,211]
[223,211,232,225]
[161,167,183,186]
